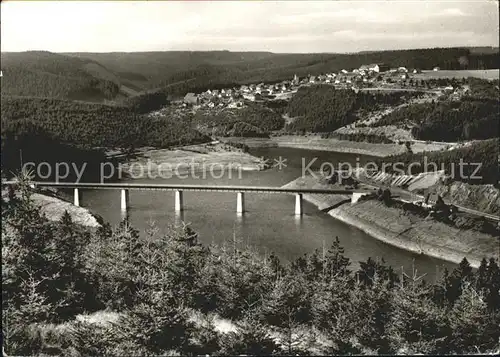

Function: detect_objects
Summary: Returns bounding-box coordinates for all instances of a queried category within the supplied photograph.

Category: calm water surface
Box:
[79,147,456,281]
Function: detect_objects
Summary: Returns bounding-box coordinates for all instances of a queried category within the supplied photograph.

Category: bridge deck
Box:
[3,181,374,195]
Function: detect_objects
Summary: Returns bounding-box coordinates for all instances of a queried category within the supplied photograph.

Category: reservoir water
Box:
[79,147,457,281]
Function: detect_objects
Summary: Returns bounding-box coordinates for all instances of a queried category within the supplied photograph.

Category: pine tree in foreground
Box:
[218,313,281,355]
[386,267,450,354]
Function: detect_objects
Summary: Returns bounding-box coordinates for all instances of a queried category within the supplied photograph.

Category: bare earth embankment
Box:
[231,135,450,157]
[118,142,265,178]
[31,193,101,227]
[1,190,101,228]
[329,200,498,268]
[433,182,500,215]
[356,168,500,216]
[281,175,352,210]
[284,175,499,268]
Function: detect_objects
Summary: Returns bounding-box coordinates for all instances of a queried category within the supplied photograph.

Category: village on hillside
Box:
[179,63,456,110]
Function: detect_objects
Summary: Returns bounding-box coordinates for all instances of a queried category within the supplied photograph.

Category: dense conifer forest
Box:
[1,96,209,180]
[377,138,499,185]
[1,96,208,150]
[0,120,114,182]
[120,89,171,114]
[2,47,498,100]
[372,78,500,143]
[1,46,499,356]
[374,98,499,142]
[192,104,285,137]
[1,51,122,101]
[2,180,499,356]
[68,47,499,93]
[286,86,422,133]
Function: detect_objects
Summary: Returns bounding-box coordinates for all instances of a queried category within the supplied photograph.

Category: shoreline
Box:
[2,189,102,228]
[20,141,495,269]
[283,176,498,269]
[224,135,451,157]
[110,143,498,270]
[326,208,482,268]
[117,143,265,178]
[32,192,102,228]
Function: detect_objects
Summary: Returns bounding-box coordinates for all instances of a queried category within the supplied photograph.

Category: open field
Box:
[414,69,499,80]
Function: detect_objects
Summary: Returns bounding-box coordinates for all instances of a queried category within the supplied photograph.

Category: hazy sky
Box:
[1,0,499,53]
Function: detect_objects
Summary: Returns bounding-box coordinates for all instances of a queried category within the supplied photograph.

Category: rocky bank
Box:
[283,175,499,268]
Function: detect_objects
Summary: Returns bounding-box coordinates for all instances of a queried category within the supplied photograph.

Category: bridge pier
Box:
[295,193,303,216]
[120,189,130,211]
[73,188,80,207]
[237,192,245,214]
[3,181,372,216]
[175,190,184,212]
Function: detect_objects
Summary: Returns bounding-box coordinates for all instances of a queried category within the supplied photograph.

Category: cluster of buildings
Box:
[189,88,243,108]
[182,63,427,109]
[333,63,424,86]
[183,88,243,108]
[182,76,302,108]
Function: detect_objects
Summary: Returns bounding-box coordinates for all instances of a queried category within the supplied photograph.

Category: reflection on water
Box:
[174,210,185,225]
[79,147,458,281]
[120,209,128,222]
[294,214,304,226]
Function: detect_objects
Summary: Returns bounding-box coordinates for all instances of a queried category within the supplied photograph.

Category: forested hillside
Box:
[378,138,499,185]
[371,78,500,142]
[3,183,500,355]
[0,121,113,182]
[2,45,500,356]
[67,47,500,95]
[3,48,498,100]
[408,77,499,99]
[374,98,499,142]
[1,96,207,149]
[120,89,171,114]
[286,86,422,133]
[1,96,209,180]
[64,51,276,89]
[0,51,122,101]
[191,104,285,137]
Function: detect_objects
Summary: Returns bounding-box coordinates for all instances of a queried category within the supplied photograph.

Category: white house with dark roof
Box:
[369,63,389,73]
[360,63,389,73]
[183,93,199,105]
